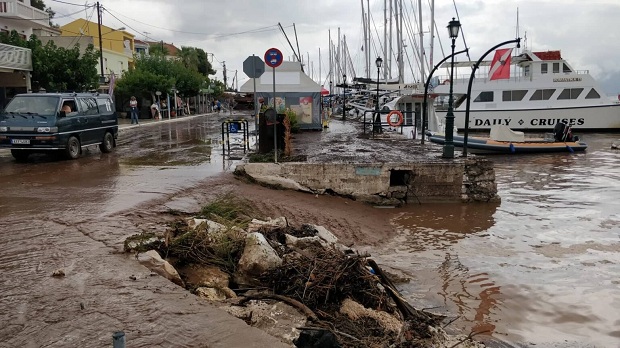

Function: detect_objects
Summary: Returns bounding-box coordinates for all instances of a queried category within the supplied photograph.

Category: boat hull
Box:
[435,104,620,131]
[427,133,588,154]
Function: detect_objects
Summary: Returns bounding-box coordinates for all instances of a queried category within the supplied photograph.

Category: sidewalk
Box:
[118,112,210,130]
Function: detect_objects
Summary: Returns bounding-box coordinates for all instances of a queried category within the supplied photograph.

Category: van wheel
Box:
[11,149,30,161]
[99,132,114,153]
[64,136,81,159]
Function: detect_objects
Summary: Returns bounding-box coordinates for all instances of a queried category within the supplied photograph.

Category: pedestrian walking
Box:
[129,96,139,125]
[216,100,221,113]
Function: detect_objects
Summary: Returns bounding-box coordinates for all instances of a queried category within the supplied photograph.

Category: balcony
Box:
[0,42,32,72]
[0,0,49,27]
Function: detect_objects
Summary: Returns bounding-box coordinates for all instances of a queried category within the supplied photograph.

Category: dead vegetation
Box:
[129,194,481,348]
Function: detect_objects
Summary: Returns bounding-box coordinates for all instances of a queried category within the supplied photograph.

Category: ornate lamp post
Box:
[374,57,383,133]
[443,17,461,159]
[342,74,347,121]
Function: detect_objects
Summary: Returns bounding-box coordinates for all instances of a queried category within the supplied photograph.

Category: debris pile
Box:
[125,196,485,348]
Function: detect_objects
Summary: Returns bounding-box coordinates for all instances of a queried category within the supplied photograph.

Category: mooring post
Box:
[112,331,125,348]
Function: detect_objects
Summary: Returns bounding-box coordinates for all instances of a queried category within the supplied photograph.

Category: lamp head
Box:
[447,17,461,39]
[375,57,383,68]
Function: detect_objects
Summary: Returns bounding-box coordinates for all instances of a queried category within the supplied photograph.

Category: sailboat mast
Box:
[383,0,388,80]
[361,0,368,78]
[418,0,425,83]
[397,0,403,83]
[367,0,371,79]
[429,0,435,71]
[388,0,393,79]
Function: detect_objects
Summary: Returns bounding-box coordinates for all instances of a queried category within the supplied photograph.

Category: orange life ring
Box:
[387,110,404,127]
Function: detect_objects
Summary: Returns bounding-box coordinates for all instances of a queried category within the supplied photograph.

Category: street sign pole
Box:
[252,55,258,146]
[243,55,266,152]
[264,47,283,163]
[272,65,277,163]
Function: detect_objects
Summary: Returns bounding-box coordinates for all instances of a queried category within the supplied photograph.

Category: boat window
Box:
[524,65,530,77]
[585,88,601,99]
[474,91,494,102]
[502,90,528,101]
[530,89,555,101]
[558,88,584,100]
[541,63,548,74]
[563,63,572,73]
[553,63,560,73]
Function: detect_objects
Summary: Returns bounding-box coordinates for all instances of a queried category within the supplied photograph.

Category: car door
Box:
[76,97,101,145]
[56,98,82,146]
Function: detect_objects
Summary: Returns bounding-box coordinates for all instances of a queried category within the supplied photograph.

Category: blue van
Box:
[0,92,118,160]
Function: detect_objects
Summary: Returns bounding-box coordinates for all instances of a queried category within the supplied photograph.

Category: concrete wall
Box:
[235,158,500,205]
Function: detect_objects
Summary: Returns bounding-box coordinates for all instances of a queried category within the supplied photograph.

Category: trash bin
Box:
[259,110,285,154]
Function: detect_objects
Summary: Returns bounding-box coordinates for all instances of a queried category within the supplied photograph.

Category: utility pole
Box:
[96,1,104,83]
[222,61,227,90]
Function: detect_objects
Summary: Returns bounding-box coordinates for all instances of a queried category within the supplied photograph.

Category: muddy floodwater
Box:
[0,113,618,347]
[366,133,620,347]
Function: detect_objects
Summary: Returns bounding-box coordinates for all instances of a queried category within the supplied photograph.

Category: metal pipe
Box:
[421,48,467,144]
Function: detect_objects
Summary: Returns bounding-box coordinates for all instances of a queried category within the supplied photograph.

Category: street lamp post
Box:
[374,57,383,134]
[329,80,333,113]
[442,17,461,159]
[342,74,347,121]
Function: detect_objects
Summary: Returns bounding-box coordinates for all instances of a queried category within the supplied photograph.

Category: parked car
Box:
[0,92,118,161]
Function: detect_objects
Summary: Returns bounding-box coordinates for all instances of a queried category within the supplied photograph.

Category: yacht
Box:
[432,50,620,131]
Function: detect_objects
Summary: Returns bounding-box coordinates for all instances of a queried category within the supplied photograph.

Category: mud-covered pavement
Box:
[0,113,290,347]
[1,112,619,347]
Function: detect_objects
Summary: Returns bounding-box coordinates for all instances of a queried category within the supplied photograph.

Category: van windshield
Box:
[3,96,59,116]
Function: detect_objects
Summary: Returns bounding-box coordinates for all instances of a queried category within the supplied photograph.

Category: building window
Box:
[541,63,548,74]
[502,90,528,101]
[530,89,556,101]
[474,91,494,102]
[553,63,560,73]
[585,88,601,99]
[558,88,584,100]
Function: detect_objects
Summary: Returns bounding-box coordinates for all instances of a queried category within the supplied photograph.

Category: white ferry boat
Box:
[432,50,620,131]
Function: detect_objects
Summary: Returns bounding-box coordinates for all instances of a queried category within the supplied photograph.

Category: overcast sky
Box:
[50,0,620,95]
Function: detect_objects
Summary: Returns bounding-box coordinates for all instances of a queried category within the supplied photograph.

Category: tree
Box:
[30,0,56,26]
[148,42,168,56]
[196,48,216,76]
[178,46,199,72]
[0,30,99,92]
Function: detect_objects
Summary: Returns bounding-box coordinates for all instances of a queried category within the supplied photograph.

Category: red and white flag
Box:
[488,48,513,80]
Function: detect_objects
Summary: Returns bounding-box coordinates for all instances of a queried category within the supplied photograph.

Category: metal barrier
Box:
[221,119,249,156]
[362,110,403,137]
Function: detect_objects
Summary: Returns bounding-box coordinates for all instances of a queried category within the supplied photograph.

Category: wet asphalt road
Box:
[0,113,289,348]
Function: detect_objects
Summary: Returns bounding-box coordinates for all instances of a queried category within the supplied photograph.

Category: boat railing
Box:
[436,68,591,86]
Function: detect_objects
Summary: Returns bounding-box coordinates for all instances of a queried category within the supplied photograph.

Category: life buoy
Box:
[387,110,404,127]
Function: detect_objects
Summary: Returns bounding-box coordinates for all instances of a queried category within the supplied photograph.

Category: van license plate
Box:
[11,139,30,144]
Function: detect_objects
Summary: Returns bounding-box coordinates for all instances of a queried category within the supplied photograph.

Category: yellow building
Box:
[59,18,135,83]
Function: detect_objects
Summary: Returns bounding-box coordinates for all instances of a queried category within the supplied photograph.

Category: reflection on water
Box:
[379,134,620,347]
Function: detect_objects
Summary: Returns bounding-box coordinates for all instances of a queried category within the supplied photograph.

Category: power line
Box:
[102,6,283,38]
[50,0,92,7]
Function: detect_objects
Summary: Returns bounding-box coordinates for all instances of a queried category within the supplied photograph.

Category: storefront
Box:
[0,42,32,108]
[240,61,322,130]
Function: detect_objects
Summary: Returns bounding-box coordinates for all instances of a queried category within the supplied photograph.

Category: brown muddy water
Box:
[1,113,618,347]
[368,133,620,347]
